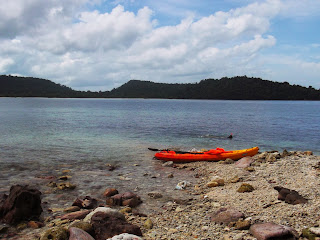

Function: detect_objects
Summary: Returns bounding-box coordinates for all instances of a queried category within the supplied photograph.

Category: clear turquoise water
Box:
[0,98,319,211]
[0,98,319,163]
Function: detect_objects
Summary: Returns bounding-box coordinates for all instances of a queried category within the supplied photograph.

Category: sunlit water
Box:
[0,98,319,213]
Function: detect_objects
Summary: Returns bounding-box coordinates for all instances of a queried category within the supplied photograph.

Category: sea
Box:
[0,98,319,212]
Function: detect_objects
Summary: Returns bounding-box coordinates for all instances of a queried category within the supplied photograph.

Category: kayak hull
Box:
[154,147,259,163]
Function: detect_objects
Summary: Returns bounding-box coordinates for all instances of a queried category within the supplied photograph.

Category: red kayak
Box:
[154,147,259,163]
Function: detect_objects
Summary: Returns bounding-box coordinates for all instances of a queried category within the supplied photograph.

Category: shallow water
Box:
[0,98,319,213]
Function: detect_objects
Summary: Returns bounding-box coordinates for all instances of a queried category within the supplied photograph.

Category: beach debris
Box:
[106,233,143,240]
[274,186,308,204]
[0,185,42,224]
[69,227,95,240]
[237,183,254,193]
[249,222,299,240]
[91,211,142,240]
[175,181,191,190]
[210,208,245,224]
[72,196,98,209]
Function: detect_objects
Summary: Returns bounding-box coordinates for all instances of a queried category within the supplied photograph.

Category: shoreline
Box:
[1,150,320,239]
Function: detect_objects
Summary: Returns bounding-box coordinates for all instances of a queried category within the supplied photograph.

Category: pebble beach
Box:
[1,150,320,240]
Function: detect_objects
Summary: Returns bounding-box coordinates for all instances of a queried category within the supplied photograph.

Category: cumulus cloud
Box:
[0,0,319,90]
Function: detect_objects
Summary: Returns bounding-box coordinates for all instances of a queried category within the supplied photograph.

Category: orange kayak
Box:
[154,146,259,162]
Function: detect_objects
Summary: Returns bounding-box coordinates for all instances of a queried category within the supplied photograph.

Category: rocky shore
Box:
[1,150,320,239]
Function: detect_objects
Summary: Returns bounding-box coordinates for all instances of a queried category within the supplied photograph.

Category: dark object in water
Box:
[228,133,233,139]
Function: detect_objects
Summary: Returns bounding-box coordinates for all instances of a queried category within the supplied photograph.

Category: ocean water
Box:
[0,98,319,211]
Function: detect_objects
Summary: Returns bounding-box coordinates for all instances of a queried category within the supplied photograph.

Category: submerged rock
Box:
[0,185,42,224]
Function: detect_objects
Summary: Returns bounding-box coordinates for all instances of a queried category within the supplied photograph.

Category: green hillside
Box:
[1,75,319,100]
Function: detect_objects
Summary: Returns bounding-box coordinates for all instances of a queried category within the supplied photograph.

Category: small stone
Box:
[167,173,174,178]
[229,176,241,183]
[144,218,153,229]
[210,208,245,224]
[119,207,132,214]
[103,188,119,198]
[201,226,209,231]
[250,222,299,240]
[58,175,71,181]
[63,206,80,213]
[28,221,44,229]
[40,226,68,240]
[106,233,143,240]
[57,182,76,190]
[235,219,251,230]
[302,228,317,240]
[235,157,255,168]
[224,158,235,164]
[69,221,93,233]
[309,227,320,235]
[69,227,95,240]
[60,210,91,220]
[237,183,254,193]
[207,181,219,187]
[245,166,255,172]
[162,161,174,167]
[304,151,313,156]
[147,192,163,199]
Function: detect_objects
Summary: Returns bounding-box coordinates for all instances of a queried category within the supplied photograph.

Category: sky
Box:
[0,0,319,91]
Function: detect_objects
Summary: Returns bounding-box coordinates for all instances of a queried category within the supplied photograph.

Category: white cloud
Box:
[0,0,319,90]
[0,58,14,72]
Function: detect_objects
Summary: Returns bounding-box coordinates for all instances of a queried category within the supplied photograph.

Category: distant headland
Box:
[0,75,319,100]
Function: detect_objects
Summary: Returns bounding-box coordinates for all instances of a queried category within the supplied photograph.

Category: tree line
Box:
[1,75,319,100]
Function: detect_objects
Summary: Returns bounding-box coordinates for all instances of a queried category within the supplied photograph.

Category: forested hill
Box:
[109,77,320,100]
[1,75,320,100]
[0,75,100,98]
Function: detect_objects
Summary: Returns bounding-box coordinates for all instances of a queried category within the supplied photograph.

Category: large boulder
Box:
[0,185,42,224]
[91,211,142,240]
